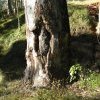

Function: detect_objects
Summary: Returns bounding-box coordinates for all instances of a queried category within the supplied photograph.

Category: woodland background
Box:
[0,0,100,100]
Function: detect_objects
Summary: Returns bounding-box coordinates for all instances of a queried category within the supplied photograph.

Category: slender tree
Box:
[7,0,14,15]
[24,0,70,87]
[19,0,23,9]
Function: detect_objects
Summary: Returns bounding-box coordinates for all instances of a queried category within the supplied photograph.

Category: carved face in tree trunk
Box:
[24,0,67,87]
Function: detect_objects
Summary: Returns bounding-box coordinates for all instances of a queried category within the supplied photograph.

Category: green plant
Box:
[69,64,83,82]
[79,71,100,90]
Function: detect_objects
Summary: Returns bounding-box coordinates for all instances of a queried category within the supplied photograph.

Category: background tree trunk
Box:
[14,0,17,14]
[7,0,14,15]
[24,0,70,87]
[19,0,23,9]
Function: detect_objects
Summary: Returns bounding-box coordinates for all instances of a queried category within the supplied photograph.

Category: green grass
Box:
[79,71,100,90]
[0,25,25,54]
[0,12,26,82]
[0,80,100,100]
[0,13,25,54]
[0,81,92,100]
[68,4,91,36]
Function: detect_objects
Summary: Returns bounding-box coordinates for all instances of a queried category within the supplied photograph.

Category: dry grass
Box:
[68,0,100,6]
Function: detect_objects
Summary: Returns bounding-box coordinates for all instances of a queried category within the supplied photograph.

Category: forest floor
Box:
[68,0,100,5]
[0,3,100,100]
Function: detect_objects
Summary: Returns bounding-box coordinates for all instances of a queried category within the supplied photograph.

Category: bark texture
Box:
[24,0,70,87]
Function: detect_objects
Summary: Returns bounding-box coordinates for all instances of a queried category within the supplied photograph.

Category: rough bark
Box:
[24,0,70,87]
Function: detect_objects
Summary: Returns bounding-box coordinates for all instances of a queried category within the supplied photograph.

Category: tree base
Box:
[32,74,50,87]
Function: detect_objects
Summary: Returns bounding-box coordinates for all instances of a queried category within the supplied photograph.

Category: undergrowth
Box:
[79,71,100,90]
[68,4,91,36]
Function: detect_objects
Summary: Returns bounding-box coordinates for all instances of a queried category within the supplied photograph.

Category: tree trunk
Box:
[24,0,70,87]
[7,0,14,15]
[13,0,17,14]
[19,0,23,9]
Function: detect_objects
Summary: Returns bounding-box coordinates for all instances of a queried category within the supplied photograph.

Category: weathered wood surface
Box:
[24,0,69,87]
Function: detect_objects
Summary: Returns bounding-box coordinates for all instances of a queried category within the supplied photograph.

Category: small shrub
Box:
[69,64,83,82]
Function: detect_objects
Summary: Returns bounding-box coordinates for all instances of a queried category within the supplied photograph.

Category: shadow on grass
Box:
[0,40,26,81]
[0,14,25,34]
[49,34,100,82]
[0,34,100,82]
[70,34,100,71]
